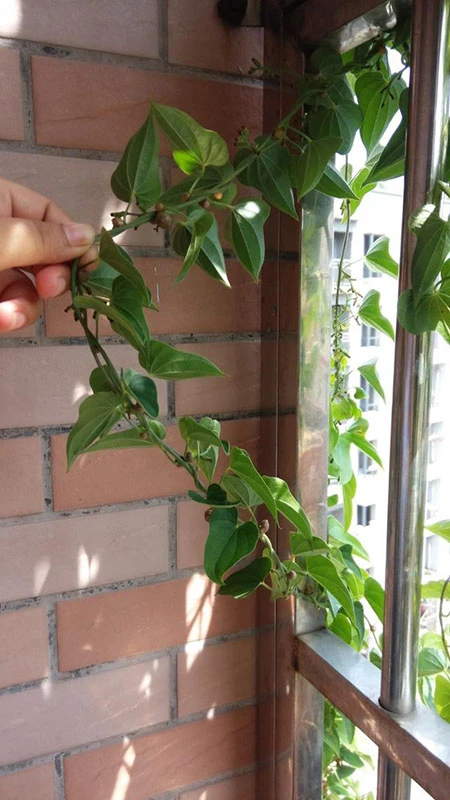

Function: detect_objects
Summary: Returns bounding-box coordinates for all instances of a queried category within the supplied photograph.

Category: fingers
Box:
[0,218,95,272]
[0,177,72,225]
[33,263,72,298]
[0,270,41,332]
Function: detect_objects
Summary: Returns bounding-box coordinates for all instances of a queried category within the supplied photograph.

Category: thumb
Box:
[0,218,95,270]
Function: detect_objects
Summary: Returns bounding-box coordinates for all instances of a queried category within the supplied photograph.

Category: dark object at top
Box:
[217,0,248,27]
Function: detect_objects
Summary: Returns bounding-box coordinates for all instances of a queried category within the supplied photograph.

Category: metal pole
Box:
[378,0,450,796]
[294,189,333,799]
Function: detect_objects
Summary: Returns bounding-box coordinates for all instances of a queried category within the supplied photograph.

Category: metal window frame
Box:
[286,0,450,798]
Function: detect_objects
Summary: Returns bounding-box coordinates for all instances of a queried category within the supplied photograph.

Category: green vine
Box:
[66,16,450,797]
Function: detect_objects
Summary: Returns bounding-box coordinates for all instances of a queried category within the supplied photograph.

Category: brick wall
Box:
[0,2,299,798]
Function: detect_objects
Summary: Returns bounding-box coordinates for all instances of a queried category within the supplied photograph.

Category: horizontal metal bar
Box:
[294,630,450,800]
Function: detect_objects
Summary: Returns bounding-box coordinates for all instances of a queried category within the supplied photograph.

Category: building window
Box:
[358,441,378,474]
[333,230,353,261]
[428,421,444,464]
[426,478,441,521]
[357,504,375,526]
[425,534,440,572]
[363,233,382,277]
[431,363,445,407]
[359,376,378,412]
[361,324,380,347]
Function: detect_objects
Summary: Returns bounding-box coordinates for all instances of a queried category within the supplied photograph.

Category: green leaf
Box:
[217,557,272,598]
[332,435,353,485]
[329,611,353,644]
[111,112,161,210]
[253,143,297,218]
[82,427,161,453]
[152,102,228,174]
[364,577,384,622]
[176,212,215,283]
[263,476,312,538]
[205,508,258,583]
[434,674,450,722]
[364,236,398,278]
[89,366,116,393]
[306,554,355,623]
[230,198,270,280]
[425,519,450,543]
[363,89,408,185]
[110,275,150,346]
[342,472,356,531]
[99,229,149,299]
[359,290,394,340]
[355,72,404,157]
[188,485,238,507]
[397,288,426,334]
[126,372,159,417]
[194,215,230,286]
[179,416,224,449]
[358,360,385,402]
[418,647,447,678]
[229,447,278,521]
[83,260,119,299]
[291,138,341,198]
[344,166,377,220]
[67,392,122,468]
[412,211,450,299]
[347,433,383,469]
[327,516,369,560]
[220,474,262,508]
[73,295,146,351]
[139,340,224,380]
[307,103,362,155]
[316,161,357,199]
[421,580,450,600]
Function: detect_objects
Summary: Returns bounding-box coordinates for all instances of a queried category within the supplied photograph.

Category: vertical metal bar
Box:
[378,0,450,796]
[294,189,334,800]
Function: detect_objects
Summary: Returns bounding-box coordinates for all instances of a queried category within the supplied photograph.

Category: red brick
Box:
[168,0,263,74]
[0,0,159,58]
[32,57,262,152]
[0,49,23,141]
[52,416,260,512]
[177,499,206,569]
[57,573,257,671]
[0,659,169,766]
[64,707,256,800]
[0,763,57,800]
[0,506,169,602]
[0,607,48,689]
[140,258,262,335]
[0,438,43,518]
[180,772,257,800]
[175,341,261,416]
[0,152,162,252]
[178,637,257,716]
[51,425,191,511]
[0,345,166,428]
[46,258,262,339]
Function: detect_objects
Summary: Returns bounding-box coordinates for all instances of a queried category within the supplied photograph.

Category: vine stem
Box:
[439,576,450,663]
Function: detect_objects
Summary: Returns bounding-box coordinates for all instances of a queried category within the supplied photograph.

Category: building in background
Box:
[332,179,450,604]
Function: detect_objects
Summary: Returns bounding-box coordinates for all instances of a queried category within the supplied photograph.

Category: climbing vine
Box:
[67,14,450,798]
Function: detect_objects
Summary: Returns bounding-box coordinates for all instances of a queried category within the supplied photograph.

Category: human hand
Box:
[0,178,96,332]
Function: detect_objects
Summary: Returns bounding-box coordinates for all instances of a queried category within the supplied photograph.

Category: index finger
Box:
[0,178,72,224]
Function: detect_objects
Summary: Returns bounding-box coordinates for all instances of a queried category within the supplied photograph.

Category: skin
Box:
[0,178,96,332]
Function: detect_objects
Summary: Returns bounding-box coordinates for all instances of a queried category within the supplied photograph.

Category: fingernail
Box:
[55,276,69,295]
[10,311,28,330]
[63,222,95,247]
